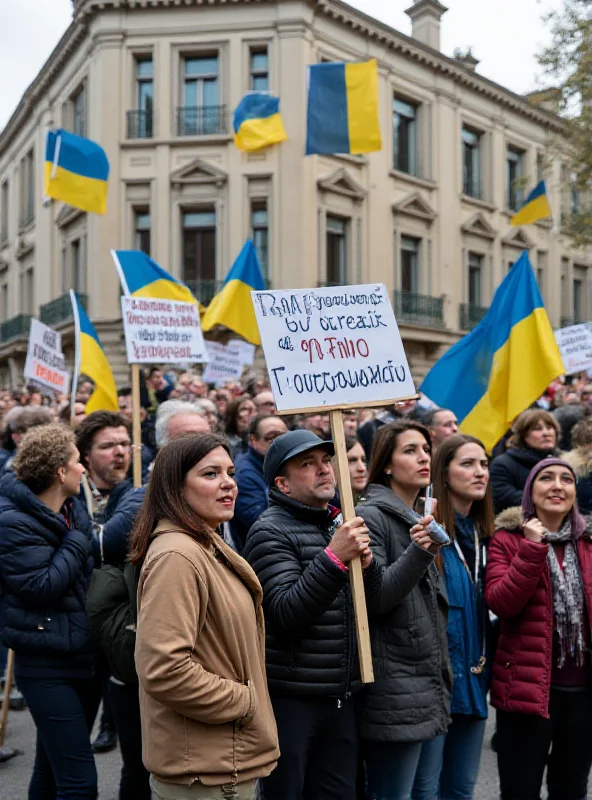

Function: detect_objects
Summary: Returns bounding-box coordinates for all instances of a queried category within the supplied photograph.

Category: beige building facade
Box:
[0,0,589,387]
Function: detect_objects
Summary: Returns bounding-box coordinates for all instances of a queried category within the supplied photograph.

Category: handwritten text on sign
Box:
[24,319,70,394]
[251,284,415,411]
[555,323,592,375]
[121,297,208,365]
[202,341,244,385]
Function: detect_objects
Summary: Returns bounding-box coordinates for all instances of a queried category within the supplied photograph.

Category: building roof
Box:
[0,0,562,155]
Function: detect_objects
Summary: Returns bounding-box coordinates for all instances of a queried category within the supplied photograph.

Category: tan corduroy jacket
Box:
[135,520,279,787]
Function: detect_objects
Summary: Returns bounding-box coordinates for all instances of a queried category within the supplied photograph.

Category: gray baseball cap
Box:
[263,429,335,486]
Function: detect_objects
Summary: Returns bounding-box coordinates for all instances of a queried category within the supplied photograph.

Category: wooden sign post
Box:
[251,283,416,684]
[131,364,143,489]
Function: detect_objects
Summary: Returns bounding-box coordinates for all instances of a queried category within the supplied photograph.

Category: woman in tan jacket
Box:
[129,433,279,800]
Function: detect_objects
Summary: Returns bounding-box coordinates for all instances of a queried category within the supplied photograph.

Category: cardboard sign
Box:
[121,297,208,365]
[555,323,592,375]
[230,339,256,367]
[24,319,70,394]
[202,341,244,385]
[251,283,415,412]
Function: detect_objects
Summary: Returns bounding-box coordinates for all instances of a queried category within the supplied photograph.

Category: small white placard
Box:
[251,283,415,412]
[121,297,208,365]
[229,339,256,367]
[202,341,244,385]
[555,323,592,375]
[24,319,70,394]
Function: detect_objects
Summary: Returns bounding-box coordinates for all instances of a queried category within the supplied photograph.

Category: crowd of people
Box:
[0,364,591,800]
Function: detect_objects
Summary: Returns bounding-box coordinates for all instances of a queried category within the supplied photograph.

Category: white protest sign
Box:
[251,283,415,412]
[24,319,70,394]
[229,339,256,367]
[202,341,244,385]
[555,323,592,375]
[121,297,208,364]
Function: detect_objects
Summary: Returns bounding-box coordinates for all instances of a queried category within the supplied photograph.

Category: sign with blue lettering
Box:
[251,283,415,412]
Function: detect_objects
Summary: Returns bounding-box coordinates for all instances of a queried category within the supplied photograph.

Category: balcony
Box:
[126,110,153,139]
[176,106,228,137]
[185,280,223,307]
[460,303,488,331]
[317,281,344,288]
[0,313,31,343]
[40,293,87,327]
[394,291,445,328]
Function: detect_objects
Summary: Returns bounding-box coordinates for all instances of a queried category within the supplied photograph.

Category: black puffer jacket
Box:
[357,484,452,743]
[490,447,554,515]
[245,488,373,698]
[0,473,94,677]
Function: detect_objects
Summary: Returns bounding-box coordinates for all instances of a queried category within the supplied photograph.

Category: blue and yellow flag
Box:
[306,59,382,155]
[45,129,109,215]
[200,240,265,345]
[233,93,288,152]
[420,252,564,452]
[511,180,552,227]
[70,291,118,414]
[111,250,197,305]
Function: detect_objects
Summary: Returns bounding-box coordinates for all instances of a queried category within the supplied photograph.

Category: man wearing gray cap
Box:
[244,429,375,800]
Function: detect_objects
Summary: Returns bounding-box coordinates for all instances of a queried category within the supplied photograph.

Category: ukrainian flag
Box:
[511,180,552,226]
[70,291,118,414]
[306,59,382,156]
[111,250,197,305]
[200,240,265,345]
[420,252,564,453]
[45,129,109,215]
[233,93,288,152]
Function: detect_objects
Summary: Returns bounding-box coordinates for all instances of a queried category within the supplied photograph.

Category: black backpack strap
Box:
[123,561,142,624]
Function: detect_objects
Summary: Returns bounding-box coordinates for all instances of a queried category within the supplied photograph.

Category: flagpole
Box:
[69,290,82,426]
[51,133,62,181]
[110,250,142,488]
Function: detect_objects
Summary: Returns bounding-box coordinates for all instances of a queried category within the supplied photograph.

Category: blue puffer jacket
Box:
[440,514,488,719]
[82,479,146,567]
[0,473,94,676]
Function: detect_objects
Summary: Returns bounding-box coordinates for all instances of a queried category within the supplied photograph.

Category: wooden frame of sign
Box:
[277,395,417,684]
[252,282,418,685]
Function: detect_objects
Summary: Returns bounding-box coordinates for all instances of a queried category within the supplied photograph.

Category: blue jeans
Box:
[439,716,486,800]
[17,673,101,799]
[363,737,444,800]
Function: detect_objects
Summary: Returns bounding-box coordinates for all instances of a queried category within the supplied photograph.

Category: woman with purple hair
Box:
[486,457,592,800]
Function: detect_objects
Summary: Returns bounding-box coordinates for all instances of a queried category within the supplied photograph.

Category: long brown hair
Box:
[367,420,432,487]
[128,433,231,565]
[432,433,494,540]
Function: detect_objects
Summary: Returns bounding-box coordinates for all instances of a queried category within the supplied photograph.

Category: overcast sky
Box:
[0,0,562,132]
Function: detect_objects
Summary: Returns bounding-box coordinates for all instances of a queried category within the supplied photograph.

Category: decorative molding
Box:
[461,211,497,241]
[15,235,35,260]
[317,167,366,200]
[56,204,85,228]
[502,226,535,249]
[170,157,228,188]
[392,191,437,222]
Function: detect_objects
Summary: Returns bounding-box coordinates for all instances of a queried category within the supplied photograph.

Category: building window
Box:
[0,283,8,322]
[506,146,524,211]
[468,252,483,306]
[19,149,35,228]
[178,55,221,136]
[400,236,420,294]
[251,202,268,281]
[250,48,269,91]
[537,152,545,183]
[537,251,547,298]
[573,279,583,322]
[182,210,216,295]
[571,184,581,215]
[462,127,481,198]
[20,268,34,316]
[1,180,8,243]
[326,215,347,285]
[128,56,153,138]
[71,84,86,138]
[135,210,151,255]
[393,98,417,175]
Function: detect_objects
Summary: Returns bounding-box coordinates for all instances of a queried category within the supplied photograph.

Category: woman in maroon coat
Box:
[485,457,592,800]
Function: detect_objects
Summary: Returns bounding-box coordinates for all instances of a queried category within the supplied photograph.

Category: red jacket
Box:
[485,507,592,718]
